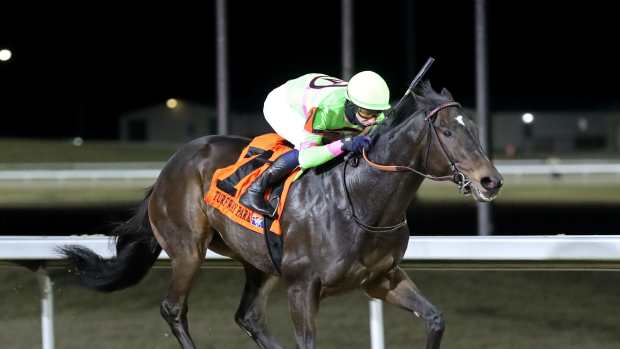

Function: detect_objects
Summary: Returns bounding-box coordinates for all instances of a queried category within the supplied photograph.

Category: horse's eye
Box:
[443,130,452,137]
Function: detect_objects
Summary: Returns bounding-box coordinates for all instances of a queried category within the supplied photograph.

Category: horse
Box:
[60,81,503,349]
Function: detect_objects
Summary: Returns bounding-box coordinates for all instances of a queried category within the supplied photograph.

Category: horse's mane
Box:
[371,81,449,141]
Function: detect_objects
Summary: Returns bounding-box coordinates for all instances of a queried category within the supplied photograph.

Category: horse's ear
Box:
[441,88,454,100]
[413,93,426,106]
[415,80,432,96]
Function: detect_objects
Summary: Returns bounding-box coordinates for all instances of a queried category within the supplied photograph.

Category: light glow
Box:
[521,113,534,124]
[0,49,12,62]
[166,98,178,109]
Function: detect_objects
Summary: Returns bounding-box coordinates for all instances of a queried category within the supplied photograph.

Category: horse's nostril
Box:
[480,176,500,190]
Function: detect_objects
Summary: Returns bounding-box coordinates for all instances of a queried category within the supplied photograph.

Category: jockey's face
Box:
[356,108,380,126]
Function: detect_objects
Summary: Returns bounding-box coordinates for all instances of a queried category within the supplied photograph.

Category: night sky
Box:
[1,1,619,139]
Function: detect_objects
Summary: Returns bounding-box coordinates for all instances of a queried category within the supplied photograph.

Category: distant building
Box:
[120,101,620,157]
[119,100,271,143]
[492,110,620,156]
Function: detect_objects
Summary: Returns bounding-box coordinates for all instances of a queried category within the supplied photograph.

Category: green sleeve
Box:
[298,145,338,170]
[312,108,329,130]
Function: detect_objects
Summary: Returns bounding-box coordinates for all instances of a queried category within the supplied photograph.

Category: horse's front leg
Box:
[286,279,321,349]
[364,267,445,349]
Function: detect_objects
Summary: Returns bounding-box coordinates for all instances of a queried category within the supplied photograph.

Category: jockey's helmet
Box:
[345,71,391,111]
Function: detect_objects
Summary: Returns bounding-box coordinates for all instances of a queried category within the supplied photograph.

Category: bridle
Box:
[363,101,471,192]
[344,101,471,233]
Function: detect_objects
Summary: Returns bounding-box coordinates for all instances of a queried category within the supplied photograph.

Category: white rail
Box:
[1,161,620,181]
[3,235,620,349]
[497,163,620,175]
[3,235,620,262]
[0,169,160,181]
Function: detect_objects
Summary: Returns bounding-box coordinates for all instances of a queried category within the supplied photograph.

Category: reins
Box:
[343,158,409,233]
[361,149,453,182]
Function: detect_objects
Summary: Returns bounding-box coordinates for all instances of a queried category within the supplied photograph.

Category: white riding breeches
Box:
[263,85,314,149]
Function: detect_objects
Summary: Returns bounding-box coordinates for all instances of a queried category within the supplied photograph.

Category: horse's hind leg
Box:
[235,263,283,349]
[364,267,444,349]
[160,248,205,349]
[150,183,212,349]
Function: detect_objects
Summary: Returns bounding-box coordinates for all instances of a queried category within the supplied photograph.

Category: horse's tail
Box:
[59,187,162,292]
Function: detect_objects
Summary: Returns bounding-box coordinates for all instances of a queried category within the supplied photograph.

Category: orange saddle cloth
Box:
[204,133,301,236]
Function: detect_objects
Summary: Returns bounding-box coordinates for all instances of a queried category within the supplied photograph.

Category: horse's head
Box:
[374,81,503,202]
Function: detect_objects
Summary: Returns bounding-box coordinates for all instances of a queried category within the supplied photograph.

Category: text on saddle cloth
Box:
[204,133,300,236]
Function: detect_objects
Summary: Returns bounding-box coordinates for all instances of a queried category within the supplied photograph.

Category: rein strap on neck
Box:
[343,158,408,233]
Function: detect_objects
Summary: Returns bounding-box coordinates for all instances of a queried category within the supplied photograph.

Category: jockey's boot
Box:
[240,149,299,217]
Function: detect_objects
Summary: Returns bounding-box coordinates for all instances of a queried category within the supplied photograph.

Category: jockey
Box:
[240,71,391,217]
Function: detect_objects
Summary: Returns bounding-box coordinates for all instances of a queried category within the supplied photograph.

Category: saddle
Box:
[204,133,301,272]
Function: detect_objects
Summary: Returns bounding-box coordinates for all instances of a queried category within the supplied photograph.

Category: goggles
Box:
[357,108,381,119]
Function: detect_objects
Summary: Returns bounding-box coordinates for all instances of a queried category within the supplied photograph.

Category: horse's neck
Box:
[354,166,423,224]
[349,119,428,225]
[347,131,427,227]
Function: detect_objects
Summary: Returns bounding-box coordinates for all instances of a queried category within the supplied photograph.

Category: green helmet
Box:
[345,71,391,111]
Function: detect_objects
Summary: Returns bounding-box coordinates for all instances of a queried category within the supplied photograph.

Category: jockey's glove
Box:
[341,135,371,153]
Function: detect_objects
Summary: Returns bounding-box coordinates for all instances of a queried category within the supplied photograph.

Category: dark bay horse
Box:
[61,82,503,349]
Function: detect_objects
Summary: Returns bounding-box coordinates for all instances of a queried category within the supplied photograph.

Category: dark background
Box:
[1,1,619,139]
[1,2,619,236]
[1,203,617,236]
